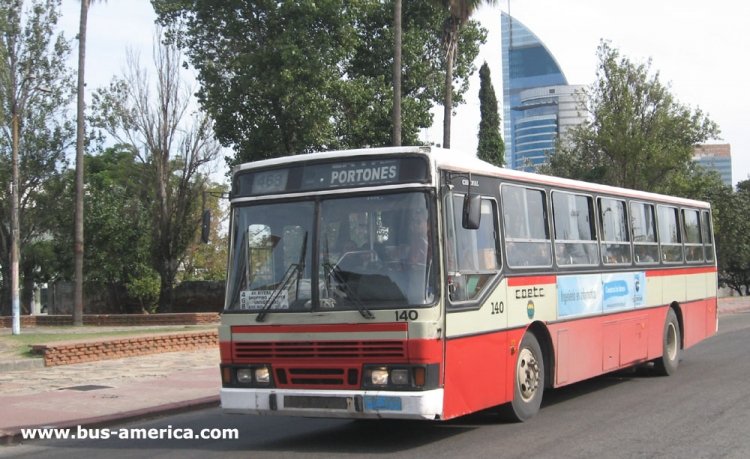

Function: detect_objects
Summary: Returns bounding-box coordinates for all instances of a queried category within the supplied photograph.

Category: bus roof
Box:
[233,146,710,209]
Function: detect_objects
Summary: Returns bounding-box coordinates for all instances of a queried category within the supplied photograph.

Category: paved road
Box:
[3,312,750,459]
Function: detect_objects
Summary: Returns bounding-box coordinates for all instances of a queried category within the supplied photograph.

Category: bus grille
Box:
[232,340,407,361]
[274,366,360,389]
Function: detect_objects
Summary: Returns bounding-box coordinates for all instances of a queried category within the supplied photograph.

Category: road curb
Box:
[0,358,45,372]
[0,395,220,446]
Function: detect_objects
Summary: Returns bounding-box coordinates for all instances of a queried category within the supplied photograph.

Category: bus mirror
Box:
[462,194,481,230]
[201,210,211,244]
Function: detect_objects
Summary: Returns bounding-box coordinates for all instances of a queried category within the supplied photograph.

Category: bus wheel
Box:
[503,332,544,422]
[654,308,681,376]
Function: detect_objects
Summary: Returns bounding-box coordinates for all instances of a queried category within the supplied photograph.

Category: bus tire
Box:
[654,308,681,376]
[503,332,544,422]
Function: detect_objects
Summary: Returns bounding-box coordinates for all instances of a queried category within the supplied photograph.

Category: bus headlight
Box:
[255,366,271,384]
[236,368,253,384]
[362,364,439,390]
[369,367,389,385]
[222,364,274,388]
[390,369,409,385]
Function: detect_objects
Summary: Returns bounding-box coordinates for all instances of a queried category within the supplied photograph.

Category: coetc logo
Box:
[527,300,535,319]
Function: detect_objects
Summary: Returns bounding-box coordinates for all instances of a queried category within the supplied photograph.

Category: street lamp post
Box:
[10,109,21,335]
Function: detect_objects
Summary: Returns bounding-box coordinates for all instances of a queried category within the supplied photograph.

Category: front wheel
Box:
[502,332,544,422]
[653,308,681,376]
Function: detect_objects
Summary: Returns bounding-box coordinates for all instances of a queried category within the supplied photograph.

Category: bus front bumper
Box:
[221,387,444,420]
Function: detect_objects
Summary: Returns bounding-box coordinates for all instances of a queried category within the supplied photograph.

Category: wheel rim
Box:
[517,347,541,402]
[665,321,678,361]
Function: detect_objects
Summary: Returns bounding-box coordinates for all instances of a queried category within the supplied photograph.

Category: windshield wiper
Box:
[254,263,299,322]
[323,262,375,320]
[256,232,307,322]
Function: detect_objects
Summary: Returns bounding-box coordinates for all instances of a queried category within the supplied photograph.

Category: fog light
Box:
[236,368,253,384]
[390,369,409,385]
[255,366,270,384]
[370,368,389,385]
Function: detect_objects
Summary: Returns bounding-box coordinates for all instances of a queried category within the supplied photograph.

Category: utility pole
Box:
[10,106,21,335]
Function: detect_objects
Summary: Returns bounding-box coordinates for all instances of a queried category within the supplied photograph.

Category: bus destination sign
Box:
[236,155,429,197]
[303,160,399,189]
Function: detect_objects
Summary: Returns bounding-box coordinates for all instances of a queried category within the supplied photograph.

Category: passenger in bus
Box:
[404,208,430,266]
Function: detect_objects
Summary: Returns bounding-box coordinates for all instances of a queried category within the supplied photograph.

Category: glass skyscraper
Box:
[693,144,733,187]
[502,12,584,171]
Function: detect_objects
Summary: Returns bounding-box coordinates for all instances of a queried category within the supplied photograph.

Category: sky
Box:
[58,0,750,186]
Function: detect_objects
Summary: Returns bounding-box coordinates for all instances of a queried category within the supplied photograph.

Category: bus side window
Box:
[445,194,500,303]
[552,191,599,266]
[630,201,659,264]
[599,197,632,265]
[658,205,683,263]
[701,210,715,262]
[502,185,552,268]
[682,208,703,263]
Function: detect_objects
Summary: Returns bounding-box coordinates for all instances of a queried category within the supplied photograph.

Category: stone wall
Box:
[30,330,219,366]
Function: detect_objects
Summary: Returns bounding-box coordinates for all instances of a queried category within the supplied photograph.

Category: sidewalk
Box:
[1,297,749,446]
[0,348,220,445]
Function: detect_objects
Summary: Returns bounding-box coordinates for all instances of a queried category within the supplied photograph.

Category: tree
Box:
[152,0,486,164]
[544,41,719,194]
[73,0,107,325]
[435,0,497,149]
[179,184,228,282]
[713,179,750,295]
[477,61,503,166]
[392,0,401,146]
[48,145,154,312]
[91,30,220,312]
[0,0,75,315]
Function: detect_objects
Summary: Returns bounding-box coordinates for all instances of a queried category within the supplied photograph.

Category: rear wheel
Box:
[654,308,681,376]
[502,332,544,422]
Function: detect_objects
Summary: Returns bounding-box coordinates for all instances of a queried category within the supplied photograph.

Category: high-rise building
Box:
[501,12,586,171]
[693,144,732,186]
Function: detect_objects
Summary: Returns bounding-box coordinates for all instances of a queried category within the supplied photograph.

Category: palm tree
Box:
[438,0,497,149]
[392,0,402,146]
[73,0,106,325]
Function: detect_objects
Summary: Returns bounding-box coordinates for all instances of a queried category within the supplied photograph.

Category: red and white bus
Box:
[218,146,717,421]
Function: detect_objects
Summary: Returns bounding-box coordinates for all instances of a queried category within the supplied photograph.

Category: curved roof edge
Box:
[501,11,569,85]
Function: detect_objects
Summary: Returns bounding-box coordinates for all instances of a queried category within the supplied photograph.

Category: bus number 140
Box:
[395,310,419,321]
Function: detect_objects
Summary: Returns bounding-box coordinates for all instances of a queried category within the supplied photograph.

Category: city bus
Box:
[218,146,717,421]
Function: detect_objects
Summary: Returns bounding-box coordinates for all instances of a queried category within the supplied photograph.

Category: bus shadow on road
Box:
[540,365,661,409]
[252,418,473,454]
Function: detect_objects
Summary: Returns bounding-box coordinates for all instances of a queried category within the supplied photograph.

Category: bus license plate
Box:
[364,396,402,411]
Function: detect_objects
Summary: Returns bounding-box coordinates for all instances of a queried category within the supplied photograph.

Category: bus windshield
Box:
[225,191,436,313]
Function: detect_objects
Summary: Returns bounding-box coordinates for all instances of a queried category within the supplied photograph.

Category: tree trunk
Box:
[392,0,402,146]
[73,0,91,326]
[442,19,459,149]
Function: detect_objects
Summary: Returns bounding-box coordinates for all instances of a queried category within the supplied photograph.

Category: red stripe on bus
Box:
[507,275,557,287]
[231,322,408,334]
[646,266,717,277]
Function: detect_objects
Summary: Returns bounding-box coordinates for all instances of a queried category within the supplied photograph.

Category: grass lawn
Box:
[0,325,217,360]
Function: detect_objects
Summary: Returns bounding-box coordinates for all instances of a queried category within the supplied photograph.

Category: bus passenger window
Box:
[552,191,598,266]
[683,209,704,263]
[630,201,659,264]
[599,198,632,265]
[502,185,552,268]
[658,205,683,263]
[701,210,714,262]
